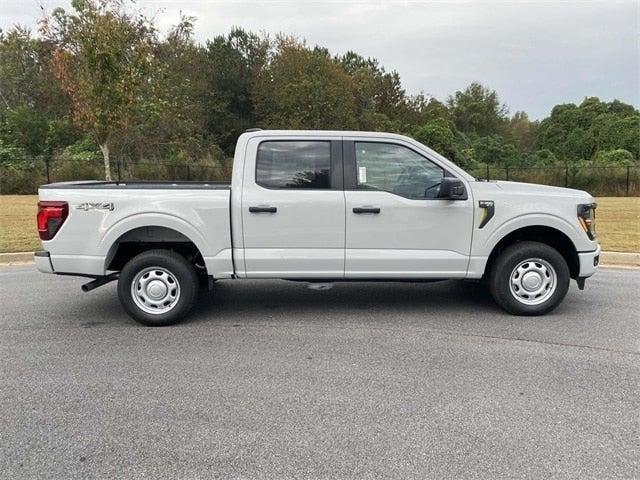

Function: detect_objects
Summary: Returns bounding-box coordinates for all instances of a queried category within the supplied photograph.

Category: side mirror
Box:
[437,177,468,200]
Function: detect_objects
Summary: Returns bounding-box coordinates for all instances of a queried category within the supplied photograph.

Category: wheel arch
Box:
[484,225,580,279]
[103,217,209,274]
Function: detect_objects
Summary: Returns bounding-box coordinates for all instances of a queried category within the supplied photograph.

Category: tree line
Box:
[0,0,638,187]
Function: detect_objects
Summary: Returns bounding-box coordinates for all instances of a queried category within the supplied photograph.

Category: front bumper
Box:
[577,244,601,278]
[34,251,54,274]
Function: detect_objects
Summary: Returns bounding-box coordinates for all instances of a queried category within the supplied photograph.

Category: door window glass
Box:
[257,141,331,189]
[355,142,444,198]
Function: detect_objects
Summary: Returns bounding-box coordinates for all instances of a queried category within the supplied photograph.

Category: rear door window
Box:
[256,141,331,189]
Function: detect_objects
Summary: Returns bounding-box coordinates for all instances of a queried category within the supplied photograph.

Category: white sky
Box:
[2,0,639,119]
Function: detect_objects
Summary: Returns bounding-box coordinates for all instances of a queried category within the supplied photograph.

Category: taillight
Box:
[37,201,69,240]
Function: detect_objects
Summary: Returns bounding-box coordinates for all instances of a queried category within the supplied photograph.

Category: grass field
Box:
[1,195,638,254]
[592,197,640,252]
[0,196,42,254]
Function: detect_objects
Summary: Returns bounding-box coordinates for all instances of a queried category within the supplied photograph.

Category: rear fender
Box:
[100,213,210,270]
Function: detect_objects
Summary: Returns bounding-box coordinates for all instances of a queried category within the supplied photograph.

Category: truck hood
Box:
[492,180,592,200]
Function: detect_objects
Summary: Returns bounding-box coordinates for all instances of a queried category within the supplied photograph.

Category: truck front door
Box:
[343,139,474,278]
[241,136,345,278]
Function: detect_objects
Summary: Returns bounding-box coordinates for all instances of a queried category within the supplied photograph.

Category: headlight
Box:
[577,203,597,240]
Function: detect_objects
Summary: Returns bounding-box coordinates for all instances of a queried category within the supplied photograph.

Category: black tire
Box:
[118,249,199,326]
[489,241,570,316]
[198,274,216,289]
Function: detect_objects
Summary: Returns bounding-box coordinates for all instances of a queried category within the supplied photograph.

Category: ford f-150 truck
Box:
[35,130,600,326]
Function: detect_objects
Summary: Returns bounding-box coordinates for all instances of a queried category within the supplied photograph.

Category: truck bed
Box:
[38,182,233,278]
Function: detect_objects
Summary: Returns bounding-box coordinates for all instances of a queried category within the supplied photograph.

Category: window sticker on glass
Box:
[358,166,367,184]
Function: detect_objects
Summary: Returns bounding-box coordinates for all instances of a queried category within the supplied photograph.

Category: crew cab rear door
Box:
[343,138,474,278]
[240,135,345,278]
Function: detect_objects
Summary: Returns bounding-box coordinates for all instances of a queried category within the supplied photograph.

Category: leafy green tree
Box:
[0,106,78,169]
[0,106,48,158]
[0,26,75,170]
[403,95,451,128]
[608,99,636,116]
[59,135,101,162]
[205,28,270,153]
[0,27,67,113]
[337,51,408,131]
[592,149,635,166]
[0,138,27,166]
[471,135,519,166]
[412,118,455,158]
[507,111,538,153]
[537,97,639,163]
[537,103,579,160]
[127,14,210,164]
[447,82,508,136]
[254,37,357,129]
[527,149,559,166]
[338,51,389,130]
[41,0,156,180]
[589,113,640,159]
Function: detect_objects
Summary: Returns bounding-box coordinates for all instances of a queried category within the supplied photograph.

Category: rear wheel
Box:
[489,241,570,315]
[118,249,199,326]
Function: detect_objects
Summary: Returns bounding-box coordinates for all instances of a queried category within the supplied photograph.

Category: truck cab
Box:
[35,130,601,326]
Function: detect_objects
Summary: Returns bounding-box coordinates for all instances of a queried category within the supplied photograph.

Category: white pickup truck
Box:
[35,130,600,326]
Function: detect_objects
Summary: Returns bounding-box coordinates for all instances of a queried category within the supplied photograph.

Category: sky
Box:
[2,0,638,120]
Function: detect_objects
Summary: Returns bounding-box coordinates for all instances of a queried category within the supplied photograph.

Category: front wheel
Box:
[118,249,199,326]
[489,241,570,315]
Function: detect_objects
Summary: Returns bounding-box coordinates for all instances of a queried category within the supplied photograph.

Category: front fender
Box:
[477,213,586,257]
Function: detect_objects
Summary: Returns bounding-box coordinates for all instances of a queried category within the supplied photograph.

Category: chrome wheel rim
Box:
[509,258,557,306]
[131,267,180,315]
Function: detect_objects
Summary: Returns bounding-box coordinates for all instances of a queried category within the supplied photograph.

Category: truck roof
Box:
[241,129,414,141]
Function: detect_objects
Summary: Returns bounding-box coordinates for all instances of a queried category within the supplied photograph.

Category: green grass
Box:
[594,197,640,252]
[1,195,638,254]
[0,195,41,253]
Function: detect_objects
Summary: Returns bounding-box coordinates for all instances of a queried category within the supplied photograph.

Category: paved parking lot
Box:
[1,264,638,479]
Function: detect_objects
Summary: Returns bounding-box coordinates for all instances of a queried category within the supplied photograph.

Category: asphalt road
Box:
[1,265,639,479]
